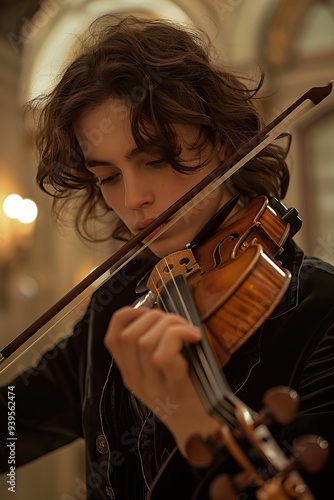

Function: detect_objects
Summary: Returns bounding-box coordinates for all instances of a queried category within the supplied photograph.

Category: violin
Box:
[142,196,328,499]
[0,82,333,498]
[144,195,294,367]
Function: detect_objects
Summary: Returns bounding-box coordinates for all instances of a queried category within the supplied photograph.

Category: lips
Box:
[134,218,170,241]
[134,218,156,231]
[144,222,168,241]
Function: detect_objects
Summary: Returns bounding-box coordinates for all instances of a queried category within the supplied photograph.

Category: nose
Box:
[123,170,153,210]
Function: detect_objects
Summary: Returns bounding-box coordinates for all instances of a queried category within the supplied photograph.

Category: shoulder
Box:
[301,254,334,280]
[298,254,334,307]
[279,240,334,310]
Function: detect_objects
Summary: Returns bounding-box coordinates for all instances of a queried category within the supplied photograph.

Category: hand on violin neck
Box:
[104,306,220,457]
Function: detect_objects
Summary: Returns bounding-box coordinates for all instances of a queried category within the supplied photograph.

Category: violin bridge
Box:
[147,249,201,295]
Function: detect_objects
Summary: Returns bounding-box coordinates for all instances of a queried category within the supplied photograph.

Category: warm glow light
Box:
[2,194,38,224]
[17,199,38,224]
[3,194,23,219]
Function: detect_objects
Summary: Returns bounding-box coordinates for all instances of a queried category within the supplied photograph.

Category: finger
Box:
[110,309,193,357]
[134,314,200,388]
[150,322,201,381]
[129,320,199,406]
[134,315,189,372]
[105,308,183,389]
[104,306,149,351]
[121,313,194,388]
[105,307,201,394]
[104,307,151,389]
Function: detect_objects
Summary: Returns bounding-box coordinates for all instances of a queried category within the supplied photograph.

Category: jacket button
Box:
[96,434,109,454]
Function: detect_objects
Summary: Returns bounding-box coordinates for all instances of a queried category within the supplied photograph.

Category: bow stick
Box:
[0,81,332,370]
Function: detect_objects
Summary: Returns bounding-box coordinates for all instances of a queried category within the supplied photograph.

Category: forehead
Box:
[73,99,134,156]
[74,97,205,160]
[74,98,131,133]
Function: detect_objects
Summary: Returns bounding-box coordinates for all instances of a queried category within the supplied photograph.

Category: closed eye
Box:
[97,174,120,186]
[146,159,167,167]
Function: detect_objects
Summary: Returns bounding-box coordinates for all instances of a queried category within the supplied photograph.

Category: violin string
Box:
[159,259,193,324]
[1,84,330,368]
[153,259,237,428]
[162,268,239,421]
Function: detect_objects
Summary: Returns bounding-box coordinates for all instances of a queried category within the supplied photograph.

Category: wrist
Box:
[164,400,220,466]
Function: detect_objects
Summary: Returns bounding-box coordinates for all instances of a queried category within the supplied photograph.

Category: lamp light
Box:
[0,193,38,307]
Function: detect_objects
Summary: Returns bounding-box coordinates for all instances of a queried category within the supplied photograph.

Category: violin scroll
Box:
[184,386,329,500]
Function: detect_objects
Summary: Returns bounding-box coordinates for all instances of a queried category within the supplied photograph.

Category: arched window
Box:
[260,0,334,262]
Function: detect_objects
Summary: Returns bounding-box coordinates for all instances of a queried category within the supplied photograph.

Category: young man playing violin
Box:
[1,15,334,499]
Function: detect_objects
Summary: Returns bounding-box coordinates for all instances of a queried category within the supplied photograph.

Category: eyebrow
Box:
[84,147,141,168]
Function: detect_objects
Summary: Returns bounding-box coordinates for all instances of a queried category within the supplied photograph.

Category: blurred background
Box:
[0,0,333,498]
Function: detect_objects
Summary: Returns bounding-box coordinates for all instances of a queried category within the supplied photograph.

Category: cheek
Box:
[104,193,133,230]
[100,186,122,211]
[192,180,223,206]
[100,190,113,210]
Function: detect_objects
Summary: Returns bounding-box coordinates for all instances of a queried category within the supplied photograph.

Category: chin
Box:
[149,237,190,258]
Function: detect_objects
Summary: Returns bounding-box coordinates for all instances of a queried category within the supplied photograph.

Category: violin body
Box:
[147,196,292,366]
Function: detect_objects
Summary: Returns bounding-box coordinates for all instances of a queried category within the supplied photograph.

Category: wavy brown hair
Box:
[31,15,290,242]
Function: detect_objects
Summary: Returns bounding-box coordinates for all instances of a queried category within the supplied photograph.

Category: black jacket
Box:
[1,242,334,499]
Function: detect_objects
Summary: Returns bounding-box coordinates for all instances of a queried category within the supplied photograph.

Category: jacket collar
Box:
[269,240,304,319]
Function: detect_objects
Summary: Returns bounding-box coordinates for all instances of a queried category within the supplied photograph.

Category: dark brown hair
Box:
[31,15,290,242]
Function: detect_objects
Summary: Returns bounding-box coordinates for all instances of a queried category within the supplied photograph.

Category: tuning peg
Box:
[208,473,239,500]
[292,435,329,474]
[184,433,215,467]
[256,386,299,426]
[268,436,330,499]
[257,474,313,499]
